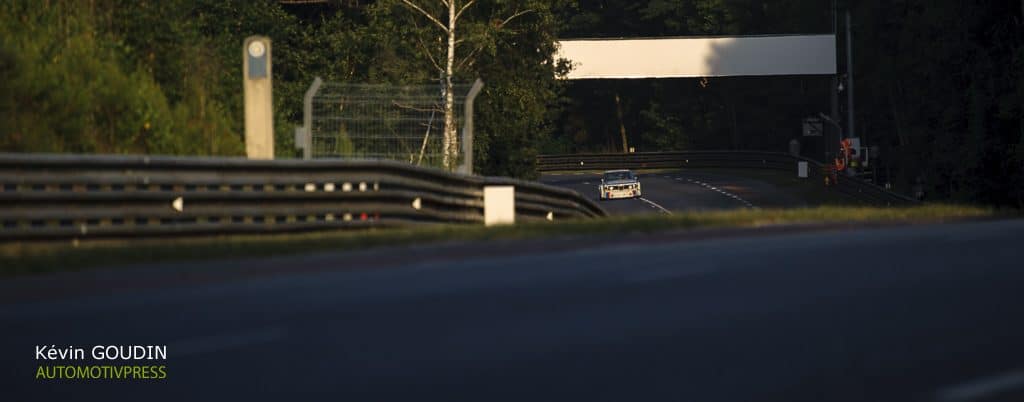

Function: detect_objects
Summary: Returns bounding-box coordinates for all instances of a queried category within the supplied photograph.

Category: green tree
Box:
[367,0,570,177]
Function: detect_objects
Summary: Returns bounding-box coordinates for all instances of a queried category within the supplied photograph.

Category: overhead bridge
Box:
[555,34,837,79]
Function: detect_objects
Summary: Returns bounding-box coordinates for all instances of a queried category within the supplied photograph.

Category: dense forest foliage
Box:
[1,1,1022,205]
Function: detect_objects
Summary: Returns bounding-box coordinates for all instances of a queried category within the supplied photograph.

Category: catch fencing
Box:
[295,78,484,174]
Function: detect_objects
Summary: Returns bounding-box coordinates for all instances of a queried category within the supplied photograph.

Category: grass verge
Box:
[0,204,1005,278]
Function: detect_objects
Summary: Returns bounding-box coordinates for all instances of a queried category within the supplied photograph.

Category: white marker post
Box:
[243,36,274,159]
[484,186,515,226]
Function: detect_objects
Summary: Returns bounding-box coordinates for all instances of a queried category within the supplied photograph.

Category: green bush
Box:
[0,0,243,156]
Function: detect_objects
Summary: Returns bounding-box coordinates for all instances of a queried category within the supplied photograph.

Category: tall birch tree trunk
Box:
[443,0,457,170]
[399,0,529,170]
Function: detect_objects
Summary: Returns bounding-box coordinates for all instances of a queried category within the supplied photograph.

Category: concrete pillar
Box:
[243,36,274,159]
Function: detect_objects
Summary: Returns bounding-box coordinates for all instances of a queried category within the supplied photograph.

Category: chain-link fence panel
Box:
[307,81,475,169]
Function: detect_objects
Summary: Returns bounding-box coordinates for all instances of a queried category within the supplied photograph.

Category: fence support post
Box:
[459,79,484,175]
[296,77,323,160]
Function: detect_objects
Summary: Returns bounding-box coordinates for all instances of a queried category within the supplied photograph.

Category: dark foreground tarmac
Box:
[3,219,1024,401]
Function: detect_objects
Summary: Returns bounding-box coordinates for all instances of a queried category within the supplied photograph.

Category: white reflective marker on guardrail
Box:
[484,186,515,226]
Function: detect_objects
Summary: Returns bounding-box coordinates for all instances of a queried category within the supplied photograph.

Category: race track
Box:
[541,169,808,215]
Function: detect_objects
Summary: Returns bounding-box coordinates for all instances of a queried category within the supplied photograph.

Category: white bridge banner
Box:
[555,34,837,79]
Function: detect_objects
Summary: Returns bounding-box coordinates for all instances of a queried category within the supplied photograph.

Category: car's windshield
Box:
[603,171,634,181]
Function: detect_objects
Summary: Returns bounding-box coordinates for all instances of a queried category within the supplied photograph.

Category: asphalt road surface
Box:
[3,219,1024,401]
[541,170,807,215]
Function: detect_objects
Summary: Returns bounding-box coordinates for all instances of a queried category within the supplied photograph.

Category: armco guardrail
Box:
[537,151,919,206]
[0,153,604,240]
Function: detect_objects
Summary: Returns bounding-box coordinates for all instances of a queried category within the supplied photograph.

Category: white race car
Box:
[599,169,641,200]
